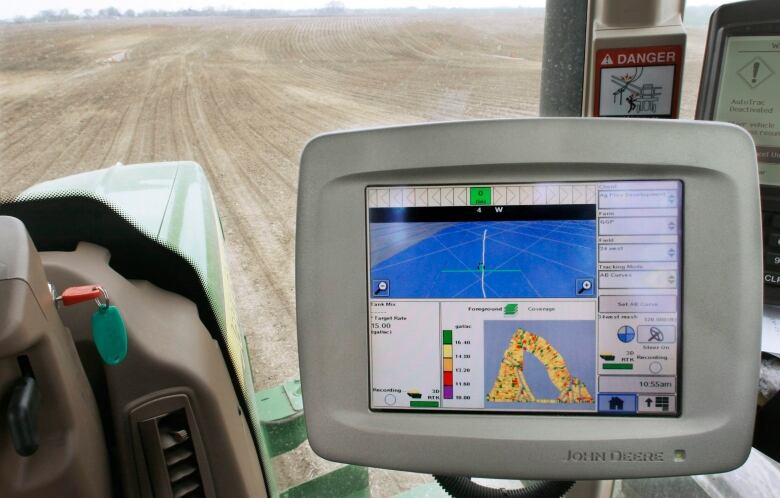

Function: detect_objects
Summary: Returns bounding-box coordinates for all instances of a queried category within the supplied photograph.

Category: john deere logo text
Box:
[564,450,664,462]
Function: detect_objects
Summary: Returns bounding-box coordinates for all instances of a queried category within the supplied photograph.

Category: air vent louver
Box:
[159,410,203,498]
[140,408,206,498]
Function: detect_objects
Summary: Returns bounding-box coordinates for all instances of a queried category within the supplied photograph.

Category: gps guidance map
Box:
[369,220,596,299]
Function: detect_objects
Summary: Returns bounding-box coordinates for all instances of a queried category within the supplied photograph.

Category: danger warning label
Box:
[595,45,683,118]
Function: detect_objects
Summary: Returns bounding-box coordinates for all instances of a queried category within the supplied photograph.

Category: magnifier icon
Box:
[577,280,592,295]
[374,281,389,295]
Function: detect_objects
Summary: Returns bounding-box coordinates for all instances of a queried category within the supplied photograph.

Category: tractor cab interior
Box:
[1,1,779,498]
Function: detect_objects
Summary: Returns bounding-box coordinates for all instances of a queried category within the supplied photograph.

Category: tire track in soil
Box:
[181,57,295,313]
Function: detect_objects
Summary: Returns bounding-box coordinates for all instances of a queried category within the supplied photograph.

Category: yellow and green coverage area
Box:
[488,328,593,404]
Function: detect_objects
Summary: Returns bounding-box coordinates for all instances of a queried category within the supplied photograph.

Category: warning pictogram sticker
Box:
[594,45,683,118]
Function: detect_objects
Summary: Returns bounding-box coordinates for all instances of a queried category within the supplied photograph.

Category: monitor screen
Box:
[366,181,682,416]
[714,35,780,165]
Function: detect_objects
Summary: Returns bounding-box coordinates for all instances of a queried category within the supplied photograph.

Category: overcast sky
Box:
[2,0,734,21]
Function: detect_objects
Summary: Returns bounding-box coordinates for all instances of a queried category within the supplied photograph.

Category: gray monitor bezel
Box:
[296,118,761,479]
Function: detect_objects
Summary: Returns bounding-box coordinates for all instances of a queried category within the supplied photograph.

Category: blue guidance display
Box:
[366,181,682,416]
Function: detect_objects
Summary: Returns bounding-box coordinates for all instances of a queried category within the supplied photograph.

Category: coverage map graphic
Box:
[369,220,596,299]
[483,320,595,410]
[487,327,593,404]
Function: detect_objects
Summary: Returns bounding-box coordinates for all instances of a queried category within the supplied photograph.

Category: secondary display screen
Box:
[715,35,780,165]
[367,181,682,416]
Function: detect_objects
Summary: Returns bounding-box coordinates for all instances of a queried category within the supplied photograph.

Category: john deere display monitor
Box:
[296,118,761,479]
[696,0,780,304]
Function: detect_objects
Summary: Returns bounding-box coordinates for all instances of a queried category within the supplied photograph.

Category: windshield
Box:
[1,1,777,497]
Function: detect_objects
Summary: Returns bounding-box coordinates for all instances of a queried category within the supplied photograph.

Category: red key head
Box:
[60,285,103,306]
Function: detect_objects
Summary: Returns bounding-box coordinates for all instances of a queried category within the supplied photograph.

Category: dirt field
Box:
[0,14,705,495]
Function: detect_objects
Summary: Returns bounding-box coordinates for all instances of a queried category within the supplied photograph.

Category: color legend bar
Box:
[443,330,453,399]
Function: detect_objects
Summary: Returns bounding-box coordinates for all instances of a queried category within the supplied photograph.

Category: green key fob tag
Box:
[91,305,128,365]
